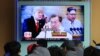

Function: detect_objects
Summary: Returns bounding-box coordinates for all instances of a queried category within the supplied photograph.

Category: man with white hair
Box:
[22,6,47,39]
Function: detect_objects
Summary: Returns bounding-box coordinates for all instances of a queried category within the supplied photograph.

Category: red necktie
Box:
[36,22,39,32]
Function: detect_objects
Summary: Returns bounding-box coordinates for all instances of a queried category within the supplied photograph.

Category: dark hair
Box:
[4,41,21,56]
[84,46,100,56]
[61,40,75,51]
[50,14,62,22]
[67,7,76,12]
[48,46,65,56]
[73,40,82,46]
[37,39,47,47]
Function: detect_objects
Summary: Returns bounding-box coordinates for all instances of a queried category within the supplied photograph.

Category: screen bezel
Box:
[16,1,90,47]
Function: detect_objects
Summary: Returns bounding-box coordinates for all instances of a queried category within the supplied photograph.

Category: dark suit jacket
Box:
[22,16,45,39]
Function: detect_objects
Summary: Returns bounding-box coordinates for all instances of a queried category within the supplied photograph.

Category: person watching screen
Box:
[4,41,21,56]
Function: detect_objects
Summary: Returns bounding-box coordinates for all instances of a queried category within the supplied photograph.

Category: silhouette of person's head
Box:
[37,39,47,47]
[4,41,21,56]
[48,46,65,56]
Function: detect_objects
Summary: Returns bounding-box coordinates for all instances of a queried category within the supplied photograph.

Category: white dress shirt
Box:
[62,18,83,35]
[36,22,72,40]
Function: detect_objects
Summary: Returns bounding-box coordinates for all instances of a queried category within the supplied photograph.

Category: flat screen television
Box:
[16,1,90,41]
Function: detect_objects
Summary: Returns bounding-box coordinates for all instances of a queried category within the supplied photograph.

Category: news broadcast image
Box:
[20,6,84,41]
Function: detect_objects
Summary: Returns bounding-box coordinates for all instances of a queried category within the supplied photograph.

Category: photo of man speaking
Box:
[36,14,72,40]
[21,6,84,40]
[22,6,47,39]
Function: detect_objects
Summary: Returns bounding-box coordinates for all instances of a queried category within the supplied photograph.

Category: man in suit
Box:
[36,14,72,40]
[22,7,46,39]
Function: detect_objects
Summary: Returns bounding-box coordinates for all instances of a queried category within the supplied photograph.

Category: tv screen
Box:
[18,5,84,41]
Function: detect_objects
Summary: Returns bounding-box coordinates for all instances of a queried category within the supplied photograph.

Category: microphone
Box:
[73,28,78,34]
[76,28,81,34]
[44,24,52,38]
[41,24,48,38]
[44,25,47,38]
[79,28,84,34]
[70,28,74,35]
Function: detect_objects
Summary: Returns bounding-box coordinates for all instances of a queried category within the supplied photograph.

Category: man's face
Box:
[34,10,44,20]
[67,10,76,22]
[50,16,60,31]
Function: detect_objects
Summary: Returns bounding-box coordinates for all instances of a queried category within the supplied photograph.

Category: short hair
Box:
[4,41,21,55]
[84,46,100,56]
[61,40,75,51]
[37,39,47,47]
[50,14,62,22]
[48,46,65,56]
[67,7,76,12]
[33,6,44,14]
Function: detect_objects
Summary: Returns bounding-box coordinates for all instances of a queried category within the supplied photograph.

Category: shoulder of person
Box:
[67,50,77,56]
[36,47,50,55]
[59,26,65,32]
[36,46,48,50]
[62,18,70,24]
[75,19,81,23]
[62,18,67,22]
[25,16,34,21]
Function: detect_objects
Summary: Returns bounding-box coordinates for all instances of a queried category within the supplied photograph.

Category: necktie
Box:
[36,22,39,32]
